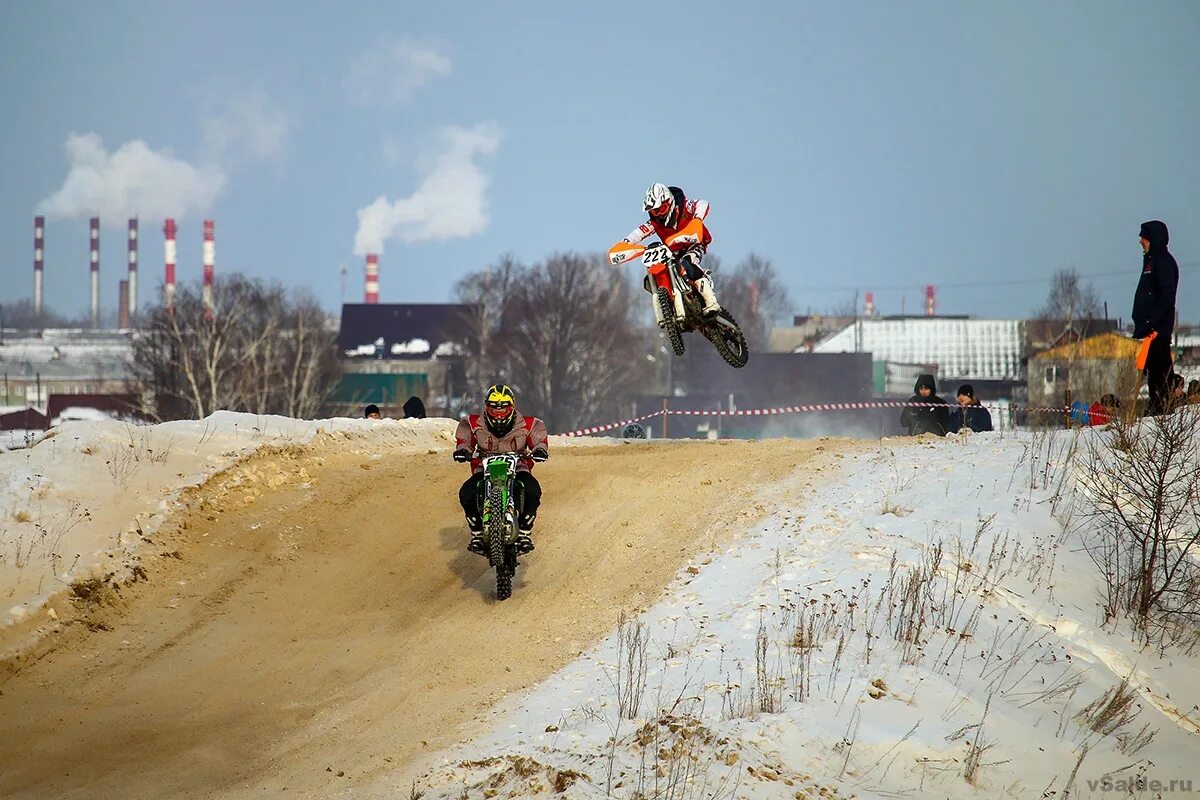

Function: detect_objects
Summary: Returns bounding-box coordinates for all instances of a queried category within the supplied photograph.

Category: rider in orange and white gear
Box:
[623,183,721,316]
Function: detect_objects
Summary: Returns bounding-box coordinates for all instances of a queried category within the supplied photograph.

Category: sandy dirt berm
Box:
[0,435,844,799]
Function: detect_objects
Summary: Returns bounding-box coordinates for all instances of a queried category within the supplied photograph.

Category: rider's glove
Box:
[530,448,549,462]
[452,449,472,463]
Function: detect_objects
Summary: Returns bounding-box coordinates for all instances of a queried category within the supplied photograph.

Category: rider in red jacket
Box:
[623,183,722,316]
[453,384,548,555]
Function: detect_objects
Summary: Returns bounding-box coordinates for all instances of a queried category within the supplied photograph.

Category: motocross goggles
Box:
[648,199,672,220]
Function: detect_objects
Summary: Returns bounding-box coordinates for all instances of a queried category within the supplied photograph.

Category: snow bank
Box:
[402,429,1200,799]
[0,411,457,636]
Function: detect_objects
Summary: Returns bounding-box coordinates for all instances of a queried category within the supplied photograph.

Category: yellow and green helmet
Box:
[484,384,517,436]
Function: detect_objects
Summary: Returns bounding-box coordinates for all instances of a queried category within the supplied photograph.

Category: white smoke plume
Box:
[343,39,451,107]
[38,92,290,226]
[353,123,502,256]
[37,133,225,225]
[202,92,292,165]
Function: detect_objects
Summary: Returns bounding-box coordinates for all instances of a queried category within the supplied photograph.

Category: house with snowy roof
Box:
[333,303,474,418]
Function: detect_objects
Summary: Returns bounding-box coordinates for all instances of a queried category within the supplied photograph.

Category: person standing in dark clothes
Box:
[900,374,950,436]
[947,384,993,433]
[1132,220,1180,415]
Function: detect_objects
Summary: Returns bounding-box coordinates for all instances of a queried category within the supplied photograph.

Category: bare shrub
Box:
[614,611,650,720]
[1077,406,1200,648]
[1076,676,1142,741]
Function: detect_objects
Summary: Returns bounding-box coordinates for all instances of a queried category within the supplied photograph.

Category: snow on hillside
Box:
[393,428,1200,800]
[0,412,457,641]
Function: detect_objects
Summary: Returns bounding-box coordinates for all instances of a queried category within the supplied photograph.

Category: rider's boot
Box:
[695,277,721,317]
[466,514,486,555]
[516,514,536,554]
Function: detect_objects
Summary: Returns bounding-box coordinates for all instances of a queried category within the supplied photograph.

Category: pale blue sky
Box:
[2,1,1197,324]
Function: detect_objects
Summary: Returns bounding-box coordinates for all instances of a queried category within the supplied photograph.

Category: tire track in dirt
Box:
[0,435,854,799]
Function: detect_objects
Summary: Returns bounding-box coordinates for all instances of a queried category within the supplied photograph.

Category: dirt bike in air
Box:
[608,219,750,368]
[475,452,527,601]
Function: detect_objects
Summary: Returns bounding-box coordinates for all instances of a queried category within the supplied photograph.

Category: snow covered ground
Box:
[389,428,1200,800]
[3,413,1198,799]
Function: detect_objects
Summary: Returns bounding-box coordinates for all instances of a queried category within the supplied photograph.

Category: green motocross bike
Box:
[476,452,530,601]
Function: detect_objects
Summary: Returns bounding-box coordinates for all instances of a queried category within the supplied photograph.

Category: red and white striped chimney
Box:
[364,253,379,304]
[33,216,44,318]
[864,291,875,319]
[164,218,177,313]
[90,217,100,328]
[925,285,936,317]
[202,219,215,320]
[127,218,138,322]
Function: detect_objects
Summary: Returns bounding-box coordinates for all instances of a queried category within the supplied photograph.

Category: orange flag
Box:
[1135,330,1158,370]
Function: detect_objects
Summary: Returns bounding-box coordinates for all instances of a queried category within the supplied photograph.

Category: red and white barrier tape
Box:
[557,401,1073,437]
[557,411,664,438]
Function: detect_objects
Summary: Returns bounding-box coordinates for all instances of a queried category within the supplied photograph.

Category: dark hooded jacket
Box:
[1132,220,1179,338]
[899,374,950,436]
[402,395,427,419]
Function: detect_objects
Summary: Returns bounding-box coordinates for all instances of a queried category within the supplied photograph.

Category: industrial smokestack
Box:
[118,279,130,329]
[202,219,215,320]
[864,292,875,319]
[33,216,44,318]
[90,217,100,328]
[925,285,936,317]
[364,254,379,304]
[164,218,177,313]
[127,218,138,322]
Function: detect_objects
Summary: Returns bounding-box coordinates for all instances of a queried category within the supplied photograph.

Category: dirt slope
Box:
[0,435,845,799]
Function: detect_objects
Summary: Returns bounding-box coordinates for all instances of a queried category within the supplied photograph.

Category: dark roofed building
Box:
[334,304,475,418]
[338,303,474,360]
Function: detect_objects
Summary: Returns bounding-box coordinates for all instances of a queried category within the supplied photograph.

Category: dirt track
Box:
[0,435,842,799]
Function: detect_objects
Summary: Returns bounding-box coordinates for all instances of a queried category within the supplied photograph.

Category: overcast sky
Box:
[1,1,1197,325]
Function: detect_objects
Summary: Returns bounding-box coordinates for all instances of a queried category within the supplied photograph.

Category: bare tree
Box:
[130,276,340,420]
[1039,268,1102,322]
[454,254,522,399]
[718,253,792,352]
[503,253,652,432]
[455,253,652,431]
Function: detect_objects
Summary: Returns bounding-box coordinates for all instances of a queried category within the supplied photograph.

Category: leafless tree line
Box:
[454,252,655,433]
[129,276,339,420]
[453,251,791,432]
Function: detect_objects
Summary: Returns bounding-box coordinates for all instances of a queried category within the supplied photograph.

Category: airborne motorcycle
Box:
[608,219,749,367]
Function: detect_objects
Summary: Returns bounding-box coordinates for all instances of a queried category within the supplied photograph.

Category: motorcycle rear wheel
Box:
[705,309,750,368]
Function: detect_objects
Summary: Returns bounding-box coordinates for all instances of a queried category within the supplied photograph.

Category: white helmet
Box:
[643,182,676,225]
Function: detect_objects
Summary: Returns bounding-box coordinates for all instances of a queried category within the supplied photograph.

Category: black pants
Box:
[458,471,541,521]
[1144,332,1173,415]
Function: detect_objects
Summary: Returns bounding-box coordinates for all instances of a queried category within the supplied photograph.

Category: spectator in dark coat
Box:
[402,396,427,419]
[1132,220,1180,415]
[363,404,381,419]
[900,374,950,436]
[948,383,993,433]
